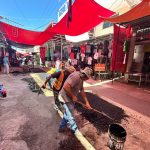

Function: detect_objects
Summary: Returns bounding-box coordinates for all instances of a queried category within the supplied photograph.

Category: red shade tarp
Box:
[0,22,55,45]
[50,0,114,35]
[111,25,127,72]
[0,0,114,46]
[104,0,150,23]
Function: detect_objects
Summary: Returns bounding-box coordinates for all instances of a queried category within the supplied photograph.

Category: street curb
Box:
[56,108,96,150]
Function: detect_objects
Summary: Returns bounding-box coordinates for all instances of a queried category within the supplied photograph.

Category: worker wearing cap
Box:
[42,66,76,110]
[58,67,93,133]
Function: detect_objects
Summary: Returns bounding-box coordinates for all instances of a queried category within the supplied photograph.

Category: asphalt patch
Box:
[21,77,43,94]
[11,68,45,75]
[76,92,128,133]
[11,70,24,76]
[29,68,45,73]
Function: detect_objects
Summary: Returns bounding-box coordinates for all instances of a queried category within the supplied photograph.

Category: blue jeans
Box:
[59,103,78,132]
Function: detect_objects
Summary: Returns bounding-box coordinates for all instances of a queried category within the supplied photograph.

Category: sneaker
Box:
[54,104,59,110]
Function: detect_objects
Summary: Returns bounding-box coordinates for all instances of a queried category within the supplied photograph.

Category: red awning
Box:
[103,0,150,24]
[50,0,114,35]
[0,22,55,45]
[0,0,114,46]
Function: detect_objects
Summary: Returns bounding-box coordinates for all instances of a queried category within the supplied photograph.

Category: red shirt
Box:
[80,45,85,54]
[70,52,74,59]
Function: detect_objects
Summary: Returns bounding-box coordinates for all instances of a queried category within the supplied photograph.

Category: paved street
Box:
[0,73,150,150]
[0,74,69,150]
[86,81,150,117]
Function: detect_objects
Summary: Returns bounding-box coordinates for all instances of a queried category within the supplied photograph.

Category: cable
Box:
[48,3,59,21]
[1,16,55,20]
[42,1,60,22]
[12,0,30,26]
[39,0,53,20]
[2,17,24,26]
[33,1,60,30]
[33,21,52,30]
[38,1,59,22]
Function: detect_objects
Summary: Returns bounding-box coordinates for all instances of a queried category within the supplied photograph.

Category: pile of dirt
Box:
[57,135,85,150]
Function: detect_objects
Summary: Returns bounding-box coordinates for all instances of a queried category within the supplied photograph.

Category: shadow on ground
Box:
[76,92,129,133]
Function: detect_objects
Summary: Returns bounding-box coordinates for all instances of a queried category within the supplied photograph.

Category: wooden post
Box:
[126,32,136,73]
[124,31,136,82]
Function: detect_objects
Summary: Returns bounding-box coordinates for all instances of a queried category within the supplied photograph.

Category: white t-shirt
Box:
[87,57,92,65]
[71,59,78,65]
[98,49,102,57]
[94,52,98,60]
[77,53,80,60]
[55,60,61,69]
[81,53,85,62]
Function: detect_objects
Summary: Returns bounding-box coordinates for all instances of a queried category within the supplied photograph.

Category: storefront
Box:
[103,0,150,86]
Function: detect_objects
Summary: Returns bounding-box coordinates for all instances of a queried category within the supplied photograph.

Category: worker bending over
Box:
[42,66,76,109]
[58,67,93,133]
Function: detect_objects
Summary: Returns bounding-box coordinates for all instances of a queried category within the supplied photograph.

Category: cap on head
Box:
[81,67,93,78]
[65,66,76,73]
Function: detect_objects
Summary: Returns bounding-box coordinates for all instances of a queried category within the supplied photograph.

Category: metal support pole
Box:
[61,36,63,61]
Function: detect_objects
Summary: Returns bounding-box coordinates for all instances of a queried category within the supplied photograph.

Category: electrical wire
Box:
[1,16,55,21]
[33,1,60,30]
[2,17,24,26]
[43,2,59,21]
[39,0,54,20]
[12,0,29,24]
[33,21,52,30]
[32,0,61,30]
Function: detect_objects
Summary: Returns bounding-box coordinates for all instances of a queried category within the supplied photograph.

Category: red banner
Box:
[111,25,126,73]
[40,47,46,62]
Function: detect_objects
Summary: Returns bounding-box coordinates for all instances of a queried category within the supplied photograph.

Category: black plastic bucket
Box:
[108,124,127,150]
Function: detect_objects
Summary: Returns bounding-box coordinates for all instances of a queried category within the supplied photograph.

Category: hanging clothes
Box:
[70,52,74,59]
[81,53,85,62]
[80,45,85,54]
[94,51,98,60]
[87,56,92,65]
[40,47,46,62]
